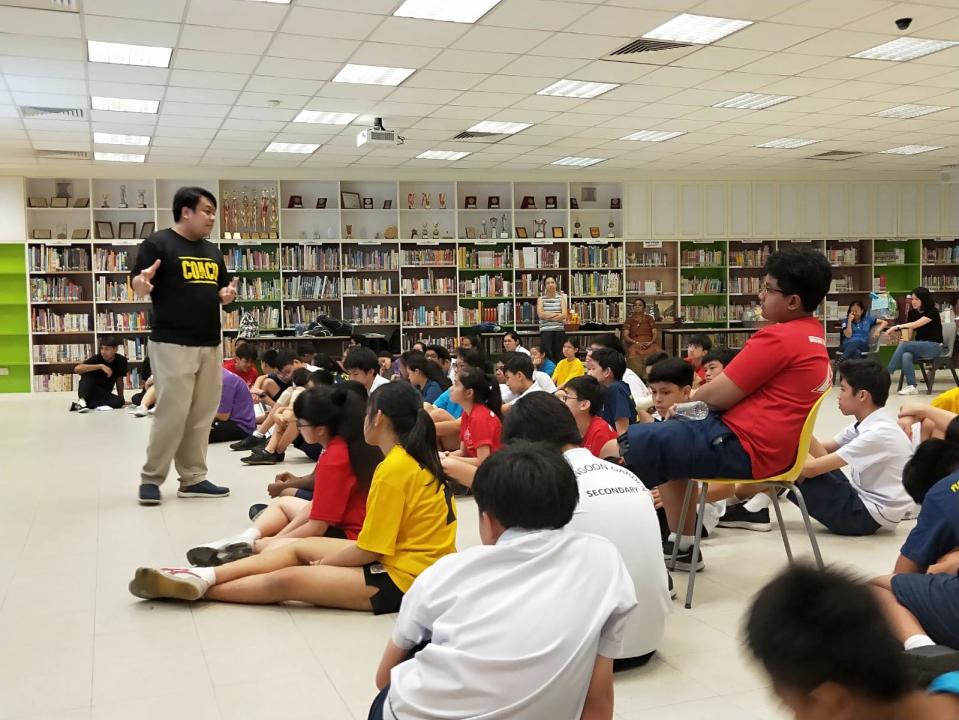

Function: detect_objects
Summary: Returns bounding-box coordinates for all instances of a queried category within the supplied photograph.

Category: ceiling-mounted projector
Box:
[357,117,404,148]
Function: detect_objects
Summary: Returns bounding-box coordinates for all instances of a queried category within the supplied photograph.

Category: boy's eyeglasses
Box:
[760,282,785,295]
[295,420,313,428]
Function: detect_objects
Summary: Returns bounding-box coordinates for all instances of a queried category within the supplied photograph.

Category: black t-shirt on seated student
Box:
[908,307,943,344]
[130,228,229,347]
[83,352,128,391]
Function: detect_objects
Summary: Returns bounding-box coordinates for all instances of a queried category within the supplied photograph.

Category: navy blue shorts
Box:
[294,488,313,501]
[892,573,959,649]
[791,469,881,536]
[623,413,752,489]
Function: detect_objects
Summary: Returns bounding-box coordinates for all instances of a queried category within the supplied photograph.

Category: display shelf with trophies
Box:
[456,182,512,240]
[399,181,455,241]
[218,180,280,241]
[25,178,92,242]
[91,179,155,245]
[279,180,340,241]
[569,182,624,242]
[340,181,398,241]
[514,182,568,240]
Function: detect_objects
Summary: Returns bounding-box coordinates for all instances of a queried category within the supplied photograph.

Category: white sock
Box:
[238,527,261,543]
[192,566,216,586]
[669,532,695,552]
[904,634,936,651]
[745,493,772,512]
[253,430,265,438]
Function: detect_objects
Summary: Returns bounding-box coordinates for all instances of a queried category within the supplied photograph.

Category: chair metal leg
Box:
[898,372,904,391]
[684,480,709,610]
[785,484,825,570]
[769,487,794,563]
[920,362,933,394]
[670,479,695,572]
[951,366,959,387]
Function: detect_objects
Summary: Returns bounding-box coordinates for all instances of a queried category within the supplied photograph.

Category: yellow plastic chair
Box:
[670,392,827,609]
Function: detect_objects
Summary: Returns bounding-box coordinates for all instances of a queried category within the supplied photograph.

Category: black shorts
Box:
[363,562,404,615]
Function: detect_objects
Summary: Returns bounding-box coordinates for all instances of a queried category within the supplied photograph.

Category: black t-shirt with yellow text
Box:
[130,229,229,346]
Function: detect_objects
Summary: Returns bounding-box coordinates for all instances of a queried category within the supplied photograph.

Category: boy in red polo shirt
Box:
[624,247,832,570]
[224,343,259,387]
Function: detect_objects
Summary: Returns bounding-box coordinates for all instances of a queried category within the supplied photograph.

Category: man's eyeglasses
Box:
[760,282,785,295]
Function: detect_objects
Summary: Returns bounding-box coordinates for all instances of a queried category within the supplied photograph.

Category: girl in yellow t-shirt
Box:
[128,382,457,614]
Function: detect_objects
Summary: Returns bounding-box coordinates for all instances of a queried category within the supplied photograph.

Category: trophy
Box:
[490,216,498,238]
[533,217,547,238]
[136,189,147,208]
[500,213,509,238]
[608,219,616,238]
[231,191,240,239]
[345,224,353,240]
[422,192,431,209]
[313,227,320,240]
[269,186,279,238]
[101,194,110,208]
[438,192,446,209]
[222,193,232,238]
[573,218,582,238]
[432,223,439,239]
[261,189,270,236]
[240,191,250,235]
[422,222,429,239]
[119,185,128,208]
[407,192,415,209]
[481,220,488,239]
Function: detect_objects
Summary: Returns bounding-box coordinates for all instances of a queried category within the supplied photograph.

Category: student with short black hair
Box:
[129,382,457,613]
[224,343,258,386]
[441,366,502,487]
[209,367,256,444]
[589,333,650,408]
[257,350,295,404]
[296,341,316,367]
[748,565,959,720]
[588,347,637,435]
[369,441,637,719]
[702,347,738,384]
[552,338,585,387]
[344,346,389,393]
[684,333,712,385]
[376,350,394,379]
[71,336,128,412]
[560,376,618,459]
[501,352,541,412]
[646,358,694,420]
[502,330,530,356]
[424,344,453,380]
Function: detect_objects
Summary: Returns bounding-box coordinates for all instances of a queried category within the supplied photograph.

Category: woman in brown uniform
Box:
[622,298,662,376]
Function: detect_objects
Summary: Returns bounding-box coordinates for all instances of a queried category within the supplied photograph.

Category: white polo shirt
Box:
[385,528,636,720]
[371,373,390,392]
[564,448,670,659]
[504,381,544,405]
[833,408,914,527]
[533,369,556,393]
[623,368,650,403]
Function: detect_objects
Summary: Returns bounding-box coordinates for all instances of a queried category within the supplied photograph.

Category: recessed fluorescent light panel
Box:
[416,150,471,160]
[247,0,291,3]
[333,64,415,86]
[552,156,606,167]
[537,79,619,99]
[93,132,150,146]
[293,110,359,125]
[873,104,949,119]
[713,93,795,110]
[643,13,752,44]
[621,130,685,142]
[87,40,172,68]
[467,120,532,134]
[91,96,159,114]
[756,137,819,149]
[94,152,145,162]
[880,144,944,155]
[852,37,959,61]
[394,0,501,23]
[266,142,319,154]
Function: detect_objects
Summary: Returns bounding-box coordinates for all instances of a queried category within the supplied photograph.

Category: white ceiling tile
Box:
[174,50,261,74]
[169,70,250,91]
[280,7,383,39]
[787,29,897,57]
[264,34,357,64]
[912,45,959,68]
[481,0,592,31]
[528,33,630,59]
[0,58,85,80]
[595,84,680,103]
[4,76,86,96]
[737,52,830,76]
[385,87,464,105]
[842,4,959,35]
[641,66,725,89]
[757,76,842,95]
[12,92,86,108]
[428,49,519,74]
[455,26,553,53]
[705,72,782,92]
[179,25,273,56]
[715,22,826,51]
[672,46,770,71]
[0,34,83,60]
[220,119,288,132]
[565,5,676,36]
[348,42,441,69]
[499,55,588,78]
[86,65,170,85]
[367,17,470,47]
[0,7,81,38]
[84,0,187,23]
[570,61,659,83]
[255,58,340,82]
[403,70,486,91]
[161,102,230,118]
[186,0,288,31]
[813,80,899,100]
[866,85,951,103]
[229,106,298,122]
[509,95,589,111]
[244,76,324,96]
[165,87,240,106]
[84,16,180,46]
[800,57,895,80]
[88,81,165,100]
[235,92,306,110]
[90,109,156,125]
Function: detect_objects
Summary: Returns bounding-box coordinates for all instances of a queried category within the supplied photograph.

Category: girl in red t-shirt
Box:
[185,381,382,566]
[441,366,503,488]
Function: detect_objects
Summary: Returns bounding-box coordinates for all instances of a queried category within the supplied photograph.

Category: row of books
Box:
[400,274,456,295]
[516,247,563,269]
[729,277,762,295]
[625,251,669,267]
[830,275,859,293]
[517,274,563,296]
[728,247,770,267]
[921,275,959,291]
[343,250,399,271]
[405,335,456,351]
[96,310,149,331]
[29,246,90,272]
[223,306,281,329]
[283,304,337,327]
[283,275,339,300]
[460,303,513,326]
[924,247,959,264]
[680,249,724,267]
[826,248,859,265]
[684,305,728,322]
[224,248,278,271]
[343,276,395,295]
[571,246,623,268]
[458,247,512,269]
[403,307,457,327]
[875,249,907,264]
[237,277,281,301]
[345,305,400,324]
[681,277,724,295]
[31,278,83,302]
[31,310,91,333]
[570,300,625,324]
[96,277,137,302]
[280,246,339,271]
[33,343,92,363]
[626,279,664,295]
[401,248,456,266]
[94,248,133,272]
[571,271,622,296]
[459,275,511,297]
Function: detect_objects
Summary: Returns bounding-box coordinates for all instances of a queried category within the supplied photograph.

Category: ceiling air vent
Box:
[808,150,864,161]
[36,149,91,160]
[608,38,693,56]
[451,131,505,144]
[20,105,85,120]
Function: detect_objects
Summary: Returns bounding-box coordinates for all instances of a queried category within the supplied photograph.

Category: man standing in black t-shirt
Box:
[70,335,128,412]
[130,187,238,505]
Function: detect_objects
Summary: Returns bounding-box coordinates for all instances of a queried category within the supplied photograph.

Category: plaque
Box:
[288,195,303,209]
[464,196,477,209]
[545,196,557,209]
[487,196,500,209]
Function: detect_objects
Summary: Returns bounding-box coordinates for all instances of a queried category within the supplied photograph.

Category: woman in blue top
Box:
[839,300,877,359]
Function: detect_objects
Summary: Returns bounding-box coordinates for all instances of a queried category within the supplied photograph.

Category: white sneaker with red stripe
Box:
[129,567,209,601]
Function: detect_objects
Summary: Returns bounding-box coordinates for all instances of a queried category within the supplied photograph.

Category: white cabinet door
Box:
[753,182,776,237]
[729,182,751,236]
[778,182,802,237]
[803,183,824,237]
[921,183,941,236]
[703,182,726,237]
[850,183,873,236]
[652,183,678,238]
[876,183,897,236]
[945,184,959,236]
[680,183,702,237]
[826,182,849,236]
[625,182,651,239]
[899,183,920,236]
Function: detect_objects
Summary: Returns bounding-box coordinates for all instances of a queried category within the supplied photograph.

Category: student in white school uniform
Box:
[720,359,914,536]
[500,353,546,413]
[369,442,637,720]
[587,333,652,410]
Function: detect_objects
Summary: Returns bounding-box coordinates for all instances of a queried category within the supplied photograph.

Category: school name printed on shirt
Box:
[585,485,644,498]
[180,256,220,285]
[573,459,648,499]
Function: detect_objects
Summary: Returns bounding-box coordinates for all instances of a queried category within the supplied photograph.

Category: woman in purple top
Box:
[210,368,256,443]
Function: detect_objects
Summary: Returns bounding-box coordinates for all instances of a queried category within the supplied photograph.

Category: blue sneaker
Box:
[139,484,161,506]
[177,480,230,499]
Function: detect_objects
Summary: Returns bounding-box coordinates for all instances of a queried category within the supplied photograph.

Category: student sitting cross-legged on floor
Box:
[129,382,457,613]
[369,441,637,720]
[70,335,128,412]
[187,382,381,565]
[231,366,311,460]
[587,347,638,436]
[440,366,502,489]
[747,564,959,720]
[622,247,833,571]
[558,376,619,460]
[208,367,257,444]
[721,359,914,536]
[552,338,586,387]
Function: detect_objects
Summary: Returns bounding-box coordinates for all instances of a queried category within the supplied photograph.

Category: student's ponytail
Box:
[459,365,502,419]
[368,382,447,489]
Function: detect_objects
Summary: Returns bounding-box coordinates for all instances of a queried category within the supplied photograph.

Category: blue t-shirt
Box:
[421,379,443,405]
[539,358,556,377]
[900,470,959,569]
[219,368,256,433]
[600,380,637,428]
[433,387,463,419]
[840,314,876,343]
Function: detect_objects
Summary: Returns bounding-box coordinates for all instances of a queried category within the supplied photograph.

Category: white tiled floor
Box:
[0,386,936,720]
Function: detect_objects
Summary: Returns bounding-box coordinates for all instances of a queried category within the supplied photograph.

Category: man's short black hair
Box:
[261,348,278,368]
[590,332,626,356]
[503,392,582,446]
[473,440,579,531]
[377,350,393,359]
[838,359,890,407]
[308,369,336,386]
[503,352,534,380]
[296,341,316,358]
[172,186,217,223]
[291,367,311,387]
[644,351,669,368]
[457,348,485,370]
[274,350,295,370]
[703,346,736,368]
[687,333,712,352]
[343,346,378,374]
[648,357,694,387]
[746,564,911,702]
[563,376,605,418]
[99,335,121,348]
[425,344,451,362]
[764,247,832,313]
[902,437,959,504]
[590,347,626,381]
[504,330,522,344]
[234,344,257,362]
